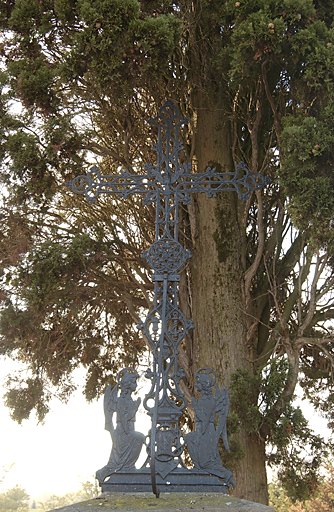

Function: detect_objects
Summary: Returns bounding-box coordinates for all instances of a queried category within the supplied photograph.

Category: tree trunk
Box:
[189,91,269,504]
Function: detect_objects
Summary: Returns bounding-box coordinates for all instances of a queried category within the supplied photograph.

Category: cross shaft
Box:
[67,101,268,497]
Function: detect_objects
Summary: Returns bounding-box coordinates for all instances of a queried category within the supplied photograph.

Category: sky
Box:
[0,356,331,503]
[0,359,150,502]
[0,369,105,501]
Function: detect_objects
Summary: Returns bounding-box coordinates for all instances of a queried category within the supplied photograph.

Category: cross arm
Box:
[176,163,270,203]
[67,165,156,203]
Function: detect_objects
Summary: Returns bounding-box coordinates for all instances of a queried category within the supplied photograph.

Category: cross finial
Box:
[148,100,187,129]
[145,101,190,187]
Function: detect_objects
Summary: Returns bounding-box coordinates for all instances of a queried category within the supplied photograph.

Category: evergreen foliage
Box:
[269,462,334,510]
[1,0,334,502]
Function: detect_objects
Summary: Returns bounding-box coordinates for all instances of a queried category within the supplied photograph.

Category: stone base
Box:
[50,493,275,512]
[101,467,230,493]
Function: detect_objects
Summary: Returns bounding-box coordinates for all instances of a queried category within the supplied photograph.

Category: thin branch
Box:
[263,256,288,336]
[313,307,334,324]
[298,252,328,336]
[296,336,334,348]
[245,190,265,301]
[261,60,282,140]
[260,344,300,439]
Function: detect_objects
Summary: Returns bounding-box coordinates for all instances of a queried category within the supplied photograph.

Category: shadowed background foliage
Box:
[0,0,334,504]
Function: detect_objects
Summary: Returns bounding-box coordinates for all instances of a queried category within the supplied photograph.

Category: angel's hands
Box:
[201,420,210,435]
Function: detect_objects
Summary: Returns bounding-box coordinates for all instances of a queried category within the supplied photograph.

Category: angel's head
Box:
[118,368,139,392]
[195,368,216,393]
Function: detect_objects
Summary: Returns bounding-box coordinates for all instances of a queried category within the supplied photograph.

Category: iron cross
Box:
[67,100,268,496]
[69,101,267,231]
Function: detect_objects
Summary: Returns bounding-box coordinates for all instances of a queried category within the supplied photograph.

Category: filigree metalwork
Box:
[67,100,269,496]
[143,234,191,275]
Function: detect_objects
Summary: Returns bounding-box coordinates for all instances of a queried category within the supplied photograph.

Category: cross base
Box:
[100,468,231,493]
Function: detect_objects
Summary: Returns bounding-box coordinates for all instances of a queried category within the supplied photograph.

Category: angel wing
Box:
[215,385,230,452]
[103,383,118,435]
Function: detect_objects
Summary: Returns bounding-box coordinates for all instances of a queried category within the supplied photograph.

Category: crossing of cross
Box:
[67,100,269,497]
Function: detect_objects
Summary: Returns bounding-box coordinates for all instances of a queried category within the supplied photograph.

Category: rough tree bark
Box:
[188,90,269,504]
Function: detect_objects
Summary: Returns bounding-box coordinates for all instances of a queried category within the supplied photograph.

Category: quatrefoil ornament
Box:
[143,234,191,275]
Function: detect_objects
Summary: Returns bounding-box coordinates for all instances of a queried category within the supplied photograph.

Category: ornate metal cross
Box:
[68,101,268,497]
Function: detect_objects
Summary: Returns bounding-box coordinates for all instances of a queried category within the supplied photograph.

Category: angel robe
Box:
[107,394,145,472]
[185,391,233,485]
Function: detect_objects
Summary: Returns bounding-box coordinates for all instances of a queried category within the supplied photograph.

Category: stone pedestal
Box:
[50,493,275,512]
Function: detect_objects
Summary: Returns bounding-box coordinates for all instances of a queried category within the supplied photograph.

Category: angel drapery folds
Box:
[185,369,235,487]
[96,369,145,483]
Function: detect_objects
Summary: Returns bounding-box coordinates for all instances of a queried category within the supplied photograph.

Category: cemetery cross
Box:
[67,101,269,497]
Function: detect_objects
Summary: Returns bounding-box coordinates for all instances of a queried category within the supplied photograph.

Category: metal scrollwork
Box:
[67,101,269,496]
[143,234,191,276]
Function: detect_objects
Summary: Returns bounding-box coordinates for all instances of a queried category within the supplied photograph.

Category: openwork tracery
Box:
[68,101,268,496]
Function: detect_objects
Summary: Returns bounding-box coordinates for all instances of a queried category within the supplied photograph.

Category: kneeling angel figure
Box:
[185,368,234,487]
[96,368,145,483]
